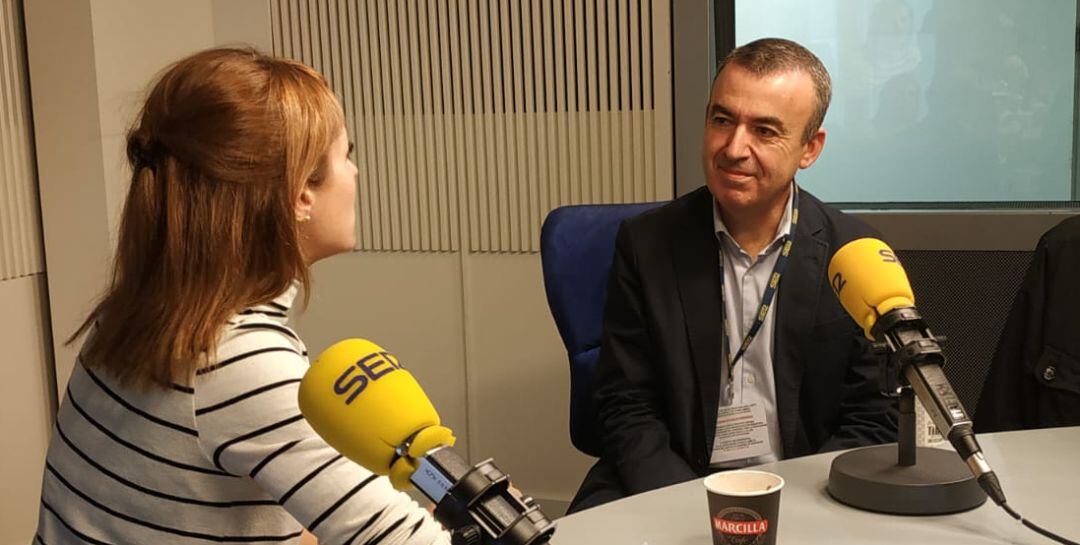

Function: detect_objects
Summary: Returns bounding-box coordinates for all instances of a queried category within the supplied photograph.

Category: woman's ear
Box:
[295,183,315,223]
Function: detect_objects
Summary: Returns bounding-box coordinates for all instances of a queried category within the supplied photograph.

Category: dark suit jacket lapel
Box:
[671,188,724,456]
[774,187,828,455]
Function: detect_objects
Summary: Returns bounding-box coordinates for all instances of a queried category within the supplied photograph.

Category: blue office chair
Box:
[540,201,667,457]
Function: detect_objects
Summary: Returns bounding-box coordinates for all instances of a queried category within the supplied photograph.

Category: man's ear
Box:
[799,128,827,169]
[296,183,315,222]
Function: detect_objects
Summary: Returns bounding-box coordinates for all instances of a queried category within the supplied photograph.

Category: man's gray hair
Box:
[716,38,832,143]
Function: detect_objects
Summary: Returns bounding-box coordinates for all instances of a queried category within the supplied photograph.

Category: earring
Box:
[298,215,312,223]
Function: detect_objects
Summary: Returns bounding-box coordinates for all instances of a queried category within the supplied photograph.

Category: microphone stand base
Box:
[827,444,986,515]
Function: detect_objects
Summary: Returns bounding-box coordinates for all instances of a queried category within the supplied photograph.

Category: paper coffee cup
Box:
[704,470,784,545]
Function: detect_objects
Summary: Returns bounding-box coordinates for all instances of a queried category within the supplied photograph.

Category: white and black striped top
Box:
[35,283,449,545]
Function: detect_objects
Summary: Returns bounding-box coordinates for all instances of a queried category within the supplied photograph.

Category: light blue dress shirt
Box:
[709,183,794,468]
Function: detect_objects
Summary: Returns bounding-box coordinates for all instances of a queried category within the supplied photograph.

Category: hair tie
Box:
[127,138,162,171]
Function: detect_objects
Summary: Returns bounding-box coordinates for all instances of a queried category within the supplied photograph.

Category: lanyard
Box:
[719,185,799,404]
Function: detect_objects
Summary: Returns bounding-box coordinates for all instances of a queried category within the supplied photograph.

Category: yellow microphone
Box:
[298,338,455,490]
[827,237,915,340]
[298,339,556,544]
[826,239,1007,508]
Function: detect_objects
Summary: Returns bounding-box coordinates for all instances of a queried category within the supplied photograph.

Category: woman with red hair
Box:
[35,47,447,545]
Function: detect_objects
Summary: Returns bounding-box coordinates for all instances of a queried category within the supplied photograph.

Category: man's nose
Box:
[723,125,751,160]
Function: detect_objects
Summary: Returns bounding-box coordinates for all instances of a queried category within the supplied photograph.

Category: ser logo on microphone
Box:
[333,351,403,405]
[832,248,899,295]
[831,272,847,295]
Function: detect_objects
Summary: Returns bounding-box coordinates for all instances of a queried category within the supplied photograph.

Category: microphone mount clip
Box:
[869,307,946,398]
[415,447,555,545]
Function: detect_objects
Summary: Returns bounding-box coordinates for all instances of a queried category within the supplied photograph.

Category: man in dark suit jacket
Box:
[976,215,1080,432]
[569,38,898,512]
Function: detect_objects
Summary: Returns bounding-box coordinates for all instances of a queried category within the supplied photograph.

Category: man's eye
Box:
[755,127,777,137]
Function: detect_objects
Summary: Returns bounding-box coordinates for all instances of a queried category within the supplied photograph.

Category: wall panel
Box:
[0,0,42,281]
[271,0,673,253]
[0,275,55,543]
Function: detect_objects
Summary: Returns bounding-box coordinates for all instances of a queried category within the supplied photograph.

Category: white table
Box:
[553,427,1080,544]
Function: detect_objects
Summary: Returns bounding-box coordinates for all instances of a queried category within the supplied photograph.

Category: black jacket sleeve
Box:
[820,329,899,452]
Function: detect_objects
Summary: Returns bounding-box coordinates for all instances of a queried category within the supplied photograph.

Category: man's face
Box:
[702,63,826,215]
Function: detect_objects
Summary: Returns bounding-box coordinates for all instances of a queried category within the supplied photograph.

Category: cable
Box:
[999,503,1079,545]
[978,473,1077,545]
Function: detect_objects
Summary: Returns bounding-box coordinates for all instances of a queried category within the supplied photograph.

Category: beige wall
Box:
[0,275,56,543]
[462,254,595,500]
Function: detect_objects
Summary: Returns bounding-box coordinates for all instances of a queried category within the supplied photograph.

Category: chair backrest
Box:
[540,201,667,456]
[896,249,1033,415]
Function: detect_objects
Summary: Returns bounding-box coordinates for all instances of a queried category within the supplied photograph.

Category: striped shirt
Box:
[35,283,449,545]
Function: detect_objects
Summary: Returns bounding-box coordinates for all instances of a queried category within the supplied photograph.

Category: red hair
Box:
[72,47,344,389]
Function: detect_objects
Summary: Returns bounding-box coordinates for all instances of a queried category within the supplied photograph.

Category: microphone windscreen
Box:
[298,338,455,481]
[827,238,915,339]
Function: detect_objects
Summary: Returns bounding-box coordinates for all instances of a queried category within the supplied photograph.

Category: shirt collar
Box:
[713,181,795,257]
[240,280,299,324]
[272,280,300,310]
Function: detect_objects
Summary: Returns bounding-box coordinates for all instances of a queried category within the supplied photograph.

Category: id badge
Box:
[709,402,772,465]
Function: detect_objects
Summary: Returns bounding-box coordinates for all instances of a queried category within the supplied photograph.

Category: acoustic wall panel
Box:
[897,249,1034,415]
[0,0,43,280]
[271,0,673,253]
